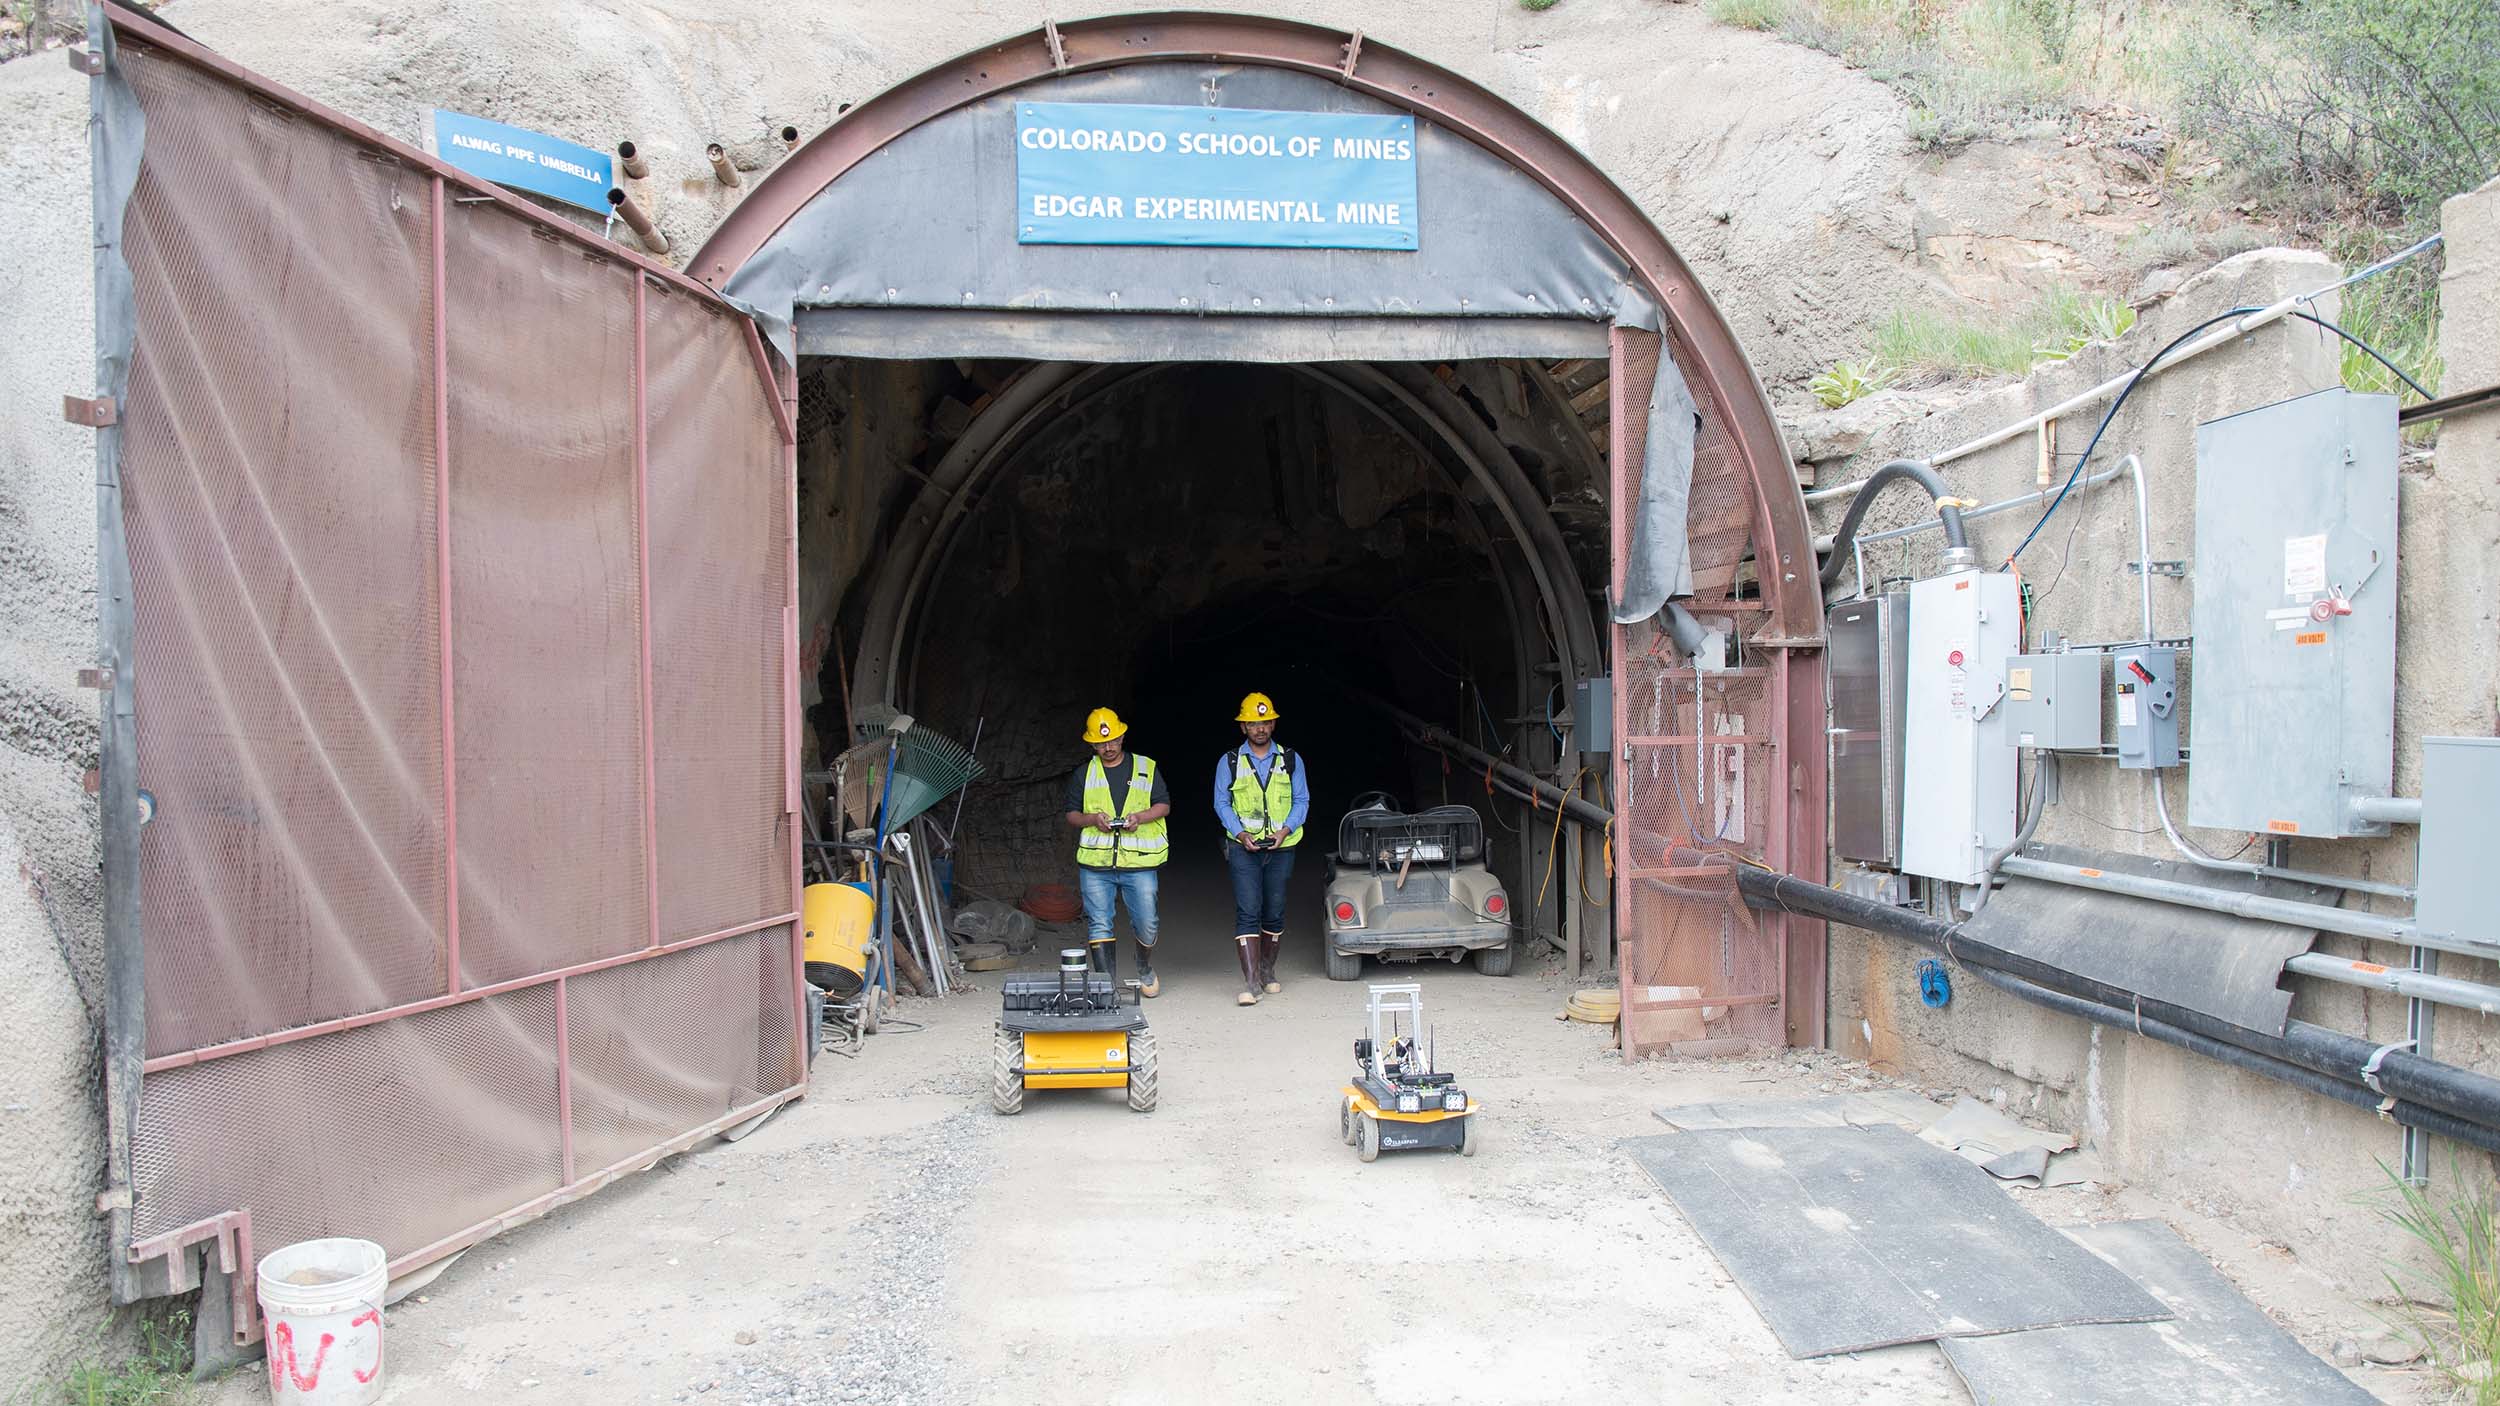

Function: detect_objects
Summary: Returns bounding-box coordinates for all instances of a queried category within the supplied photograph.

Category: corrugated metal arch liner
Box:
[722,62,1660,364]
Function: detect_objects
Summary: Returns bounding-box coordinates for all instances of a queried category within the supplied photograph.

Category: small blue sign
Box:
[427,110,615,214]
[1016,102,1419,250]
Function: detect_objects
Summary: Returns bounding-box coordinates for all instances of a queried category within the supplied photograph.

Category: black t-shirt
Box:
[1067,755,1170,814]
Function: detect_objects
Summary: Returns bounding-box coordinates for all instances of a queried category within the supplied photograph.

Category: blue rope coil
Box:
[1917,958,1953,1009]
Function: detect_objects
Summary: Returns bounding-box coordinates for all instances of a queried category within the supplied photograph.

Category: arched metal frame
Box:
[692,13,1827,1022]
[691,12,1813,644]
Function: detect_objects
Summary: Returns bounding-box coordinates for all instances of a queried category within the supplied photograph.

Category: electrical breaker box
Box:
[1829,593,1910,867]
[1900,568,2022,885]
[1573,674,1613,756]
[2113,646,2180,769]
[2415,736,2500,947]
[2003,652,2102,750]
[2188,389,2399,837]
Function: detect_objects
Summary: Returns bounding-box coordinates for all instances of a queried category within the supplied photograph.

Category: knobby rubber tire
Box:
[1472,942,1515,977]
[1325,947,1363,981]
[1126,1029,1159,1113]
[1340,1096,1359,1145]
[989,1028,1024,1116]
[1357,1113,1381,1163]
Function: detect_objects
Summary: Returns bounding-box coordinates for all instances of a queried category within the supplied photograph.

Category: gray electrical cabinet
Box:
[2003,652,2103,750]
[2188,389,2399,837]
[1828,593,1909,868]
[1573,674,1613,755]
[2416,737,2500,947]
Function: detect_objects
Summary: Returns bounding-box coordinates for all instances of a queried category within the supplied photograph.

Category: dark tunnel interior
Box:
[796,354,1612,956]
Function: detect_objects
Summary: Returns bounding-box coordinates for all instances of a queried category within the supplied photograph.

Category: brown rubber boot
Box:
[1259,932,1283,994]
[1234,935,1261,1005]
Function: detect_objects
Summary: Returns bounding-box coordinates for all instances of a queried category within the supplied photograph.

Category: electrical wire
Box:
[1533,767,1587,916]
[2008,241,2440,565]
[2285,309,2434,402]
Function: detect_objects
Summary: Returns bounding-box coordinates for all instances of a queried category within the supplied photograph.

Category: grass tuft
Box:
[1706,0,1792,32]
[2378,1160,2500,1403]
[9,1310,192,1406]
[1871,286,2135,378]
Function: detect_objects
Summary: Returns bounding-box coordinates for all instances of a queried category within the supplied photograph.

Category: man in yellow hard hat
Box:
[1065,707,1170,995]
[1213,691,1307,1006]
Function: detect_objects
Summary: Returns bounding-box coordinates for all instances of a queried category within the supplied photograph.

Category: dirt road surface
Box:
[200,858,2413,1404]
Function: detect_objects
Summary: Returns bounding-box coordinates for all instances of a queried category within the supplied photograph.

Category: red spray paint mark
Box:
[266,1320,336,1392]
[351,1311,384,1384]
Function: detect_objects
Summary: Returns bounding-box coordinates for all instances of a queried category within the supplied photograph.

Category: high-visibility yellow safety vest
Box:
[1077,755,1169,869]
[1228,745,1303,848]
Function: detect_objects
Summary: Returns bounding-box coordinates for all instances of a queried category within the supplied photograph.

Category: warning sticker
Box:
[2284,533,2328,597]
[2116,692,2139,728]
[2295,631,2327,646]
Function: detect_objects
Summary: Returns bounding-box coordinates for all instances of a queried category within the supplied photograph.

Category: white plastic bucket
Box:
[256,1238,387,1406]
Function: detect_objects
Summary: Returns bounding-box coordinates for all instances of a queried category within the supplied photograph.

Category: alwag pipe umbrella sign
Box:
[1015,102,1419,250]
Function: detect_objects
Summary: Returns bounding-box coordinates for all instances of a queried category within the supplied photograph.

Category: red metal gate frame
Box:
[91,6,807,1332]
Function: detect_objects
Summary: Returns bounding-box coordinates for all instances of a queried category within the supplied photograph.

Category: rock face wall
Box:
[1813,219,2500,1283]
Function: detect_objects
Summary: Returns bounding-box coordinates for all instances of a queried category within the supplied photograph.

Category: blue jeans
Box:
[1225,843,1297,934]
[1078,867,1160,949]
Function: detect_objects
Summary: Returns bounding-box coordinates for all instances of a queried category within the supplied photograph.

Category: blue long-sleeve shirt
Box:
[1214,744,1309,838]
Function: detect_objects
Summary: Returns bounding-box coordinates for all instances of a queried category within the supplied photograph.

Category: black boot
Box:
[1135,940,1160,998]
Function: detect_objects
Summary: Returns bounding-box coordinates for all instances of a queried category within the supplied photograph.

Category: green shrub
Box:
[2174,0,2500,229]
[1518,0,1561,11]
[12,1310,192,1406]
[1706,0,1792,31]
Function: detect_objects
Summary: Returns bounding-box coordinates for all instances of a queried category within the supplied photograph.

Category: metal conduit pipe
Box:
[706,143,741,187]
[1731,864,2500,1138]
[2352,796,2424,826]
[1817,460,1970,589]
[2148,770,2415,900]
[2286,953,2500,1016]
[1362,695,1612,830]
[1961,966,2500,1158]
[1993,853,2480,954]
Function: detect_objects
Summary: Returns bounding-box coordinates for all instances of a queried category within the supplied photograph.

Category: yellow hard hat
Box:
[1235,692,1280,723]
[1082,707,1128,742]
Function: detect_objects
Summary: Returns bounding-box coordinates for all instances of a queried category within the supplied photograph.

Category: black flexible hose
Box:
[1729,864,2500,1135]
[1963,966,2500,1157]
[1819,459,1968,589]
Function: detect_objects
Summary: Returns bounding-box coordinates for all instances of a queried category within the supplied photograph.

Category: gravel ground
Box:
[192,858,2426,1404]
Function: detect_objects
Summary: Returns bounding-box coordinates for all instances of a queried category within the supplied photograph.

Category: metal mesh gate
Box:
[95,12,803,1330]
[1609,327,1803,1058]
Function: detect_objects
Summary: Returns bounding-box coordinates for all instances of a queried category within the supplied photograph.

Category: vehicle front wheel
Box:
[1339,1096,1359,1145]
[1126,1030,1159,1113]
[1357,1113,1381,1163]
[1472,942,1515,977]
[1325,946,1363,981]
[989,1028,1024,1115]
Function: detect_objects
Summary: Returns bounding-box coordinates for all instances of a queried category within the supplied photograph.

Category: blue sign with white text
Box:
[428,110,615,214]
[1015,102,1419,250]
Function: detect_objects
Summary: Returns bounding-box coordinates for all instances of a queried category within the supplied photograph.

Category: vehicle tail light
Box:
[1333,900,1357,923]
[1484,892,1507,917]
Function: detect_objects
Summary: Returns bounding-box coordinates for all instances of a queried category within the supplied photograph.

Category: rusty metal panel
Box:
[115,42,448,1059]
[644,281,794,942]
[1611,327,1790,1056]
[444,209,649,985]
[564,928,800,1176]
[131,987,563,1268]
[98,7,802,1317]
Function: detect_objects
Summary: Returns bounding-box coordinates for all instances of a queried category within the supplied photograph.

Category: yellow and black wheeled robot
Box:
[991,946,1158,1114]
[1339,982,1477,1161]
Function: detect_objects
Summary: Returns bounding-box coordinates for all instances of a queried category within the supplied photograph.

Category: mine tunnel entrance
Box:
[797,355,1608,973]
